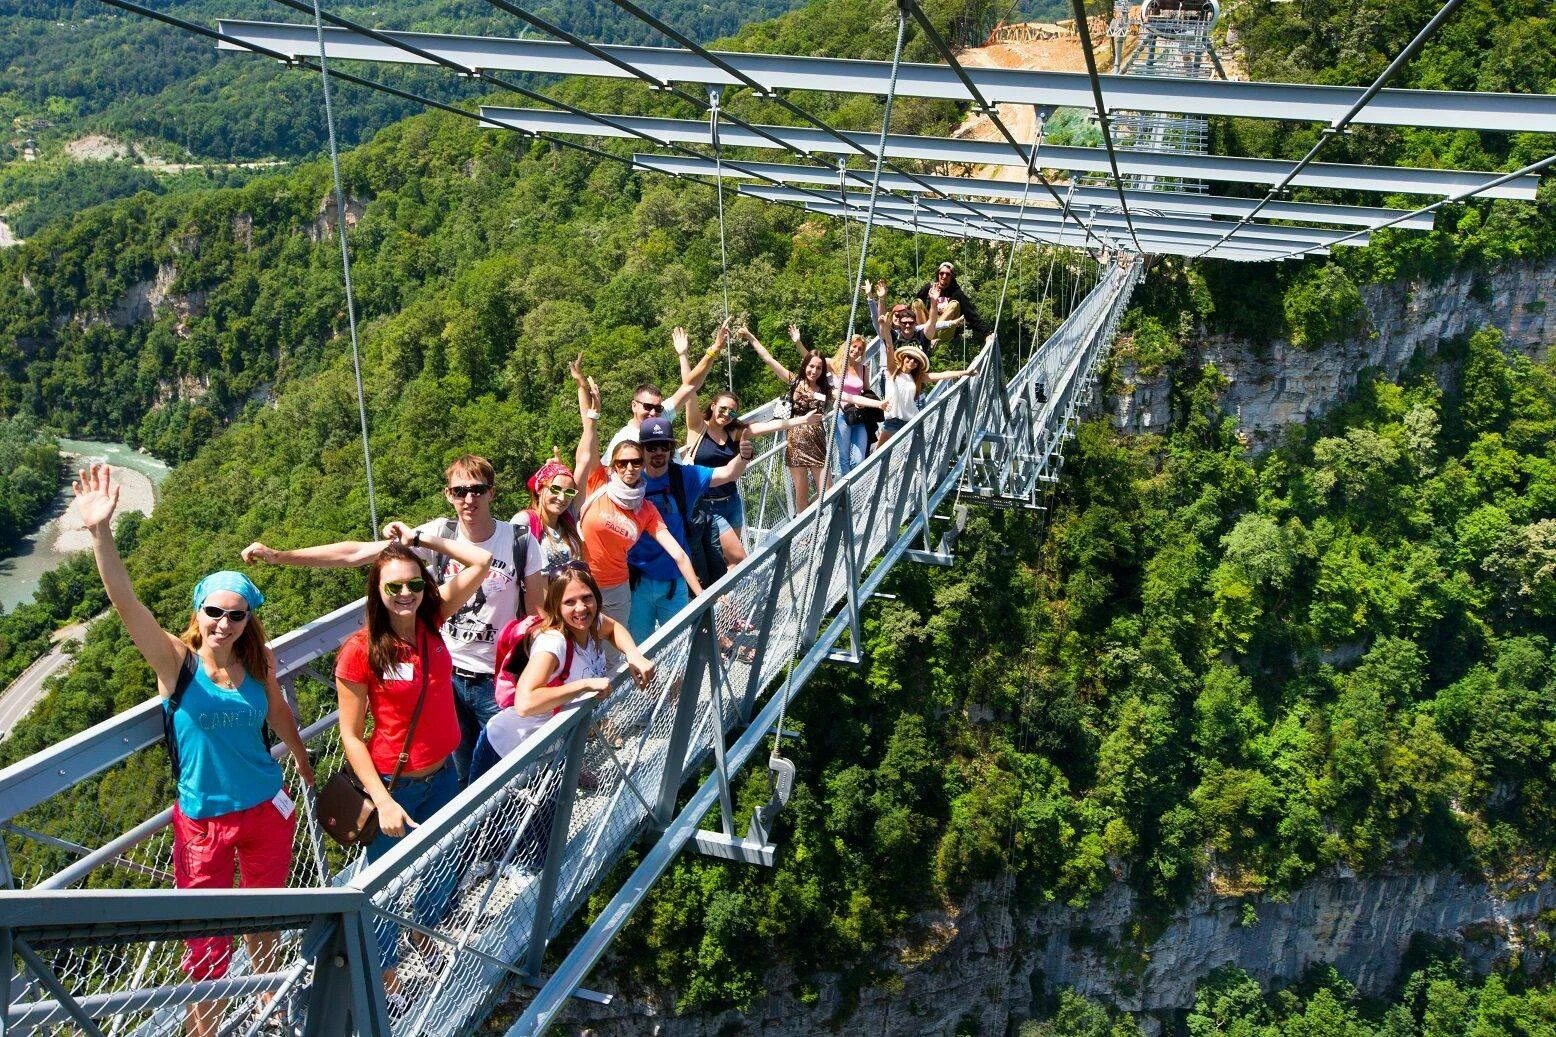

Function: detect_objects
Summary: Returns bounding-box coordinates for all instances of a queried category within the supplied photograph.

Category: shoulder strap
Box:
[510,522,530,617]
[169,651,199,711]
[386,627,434,792]
[667,462,689,518]
[431,518,457,583]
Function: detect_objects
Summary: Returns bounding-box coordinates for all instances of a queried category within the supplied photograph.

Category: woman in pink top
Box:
[829,334,886,476]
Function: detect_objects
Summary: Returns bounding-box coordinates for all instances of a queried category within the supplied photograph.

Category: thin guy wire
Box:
[1201,0,1465,257]
[310,0,378,535]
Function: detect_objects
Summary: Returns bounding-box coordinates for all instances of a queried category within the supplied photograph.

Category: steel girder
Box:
[826,209,1324,259]
[214,19,1556,134]
[632,154,1438,230]
[742,184,1370,247]
[475,106,1540,200]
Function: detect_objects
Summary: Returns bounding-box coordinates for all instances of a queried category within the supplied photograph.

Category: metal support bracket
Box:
[691,753,794,868]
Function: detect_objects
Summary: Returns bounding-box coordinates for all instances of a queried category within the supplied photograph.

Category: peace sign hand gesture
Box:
[72,465,120,534]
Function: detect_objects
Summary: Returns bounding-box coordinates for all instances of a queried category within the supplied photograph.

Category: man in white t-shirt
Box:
[240,454,544,786]
[603,324,729,462]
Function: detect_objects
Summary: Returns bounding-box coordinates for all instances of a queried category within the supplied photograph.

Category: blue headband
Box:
[192,571,265,612]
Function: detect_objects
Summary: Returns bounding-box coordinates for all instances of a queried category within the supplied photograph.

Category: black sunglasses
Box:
[200,604,250,623]
[447,484,490,499]
[634,400,665,414]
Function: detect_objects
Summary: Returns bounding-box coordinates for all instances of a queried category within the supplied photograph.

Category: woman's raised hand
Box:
[873,279,888,301]
[672,326,691,356]
[787,323,803,345]
[714,320,731,350]
[72,465,120,533]
[569,352,587,387]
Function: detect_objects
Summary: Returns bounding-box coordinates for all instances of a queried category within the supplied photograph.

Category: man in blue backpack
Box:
[626,416,752,643]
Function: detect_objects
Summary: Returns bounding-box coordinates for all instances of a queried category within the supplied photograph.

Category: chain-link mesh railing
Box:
[0,266,1138,1036]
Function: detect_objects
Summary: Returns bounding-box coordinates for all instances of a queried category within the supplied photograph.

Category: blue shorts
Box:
[702,493,744,536]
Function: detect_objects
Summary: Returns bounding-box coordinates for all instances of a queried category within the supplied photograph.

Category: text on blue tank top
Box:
[168,664,282,820]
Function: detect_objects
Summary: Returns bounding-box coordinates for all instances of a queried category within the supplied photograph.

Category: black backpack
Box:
[666,463,727,590]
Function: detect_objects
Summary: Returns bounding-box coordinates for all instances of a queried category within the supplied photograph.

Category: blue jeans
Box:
[835,414,870,476]
[451,669,498,788]
[364,761,459,968]
[629,574,690,643]
[703,492,744,536]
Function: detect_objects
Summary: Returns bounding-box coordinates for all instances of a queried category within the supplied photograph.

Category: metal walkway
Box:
[0,262,1138,1036]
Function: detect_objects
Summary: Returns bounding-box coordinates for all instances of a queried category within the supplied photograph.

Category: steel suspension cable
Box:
[1067,0,1141,253]
[596,0,1050,247]
[899,0,1116,253]
[1201,0,1465,257]
[1273,150,1556,261]
[309,0,378,535]
[770,3,909,761]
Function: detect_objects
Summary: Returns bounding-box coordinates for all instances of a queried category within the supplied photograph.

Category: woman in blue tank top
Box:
[75,466,314,1037]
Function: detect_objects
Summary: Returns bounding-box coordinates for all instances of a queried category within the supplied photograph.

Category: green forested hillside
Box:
[0,0,812,162]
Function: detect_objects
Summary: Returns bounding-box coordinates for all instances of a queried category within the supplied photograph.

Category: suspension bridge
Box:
[0,0,1552,1033]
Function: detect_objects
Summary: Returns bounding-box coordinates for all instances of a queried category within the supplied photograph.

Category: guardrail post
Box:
[525,703,595,979]
[828,497,865,664]
[800,488,849,648]
[301,907,390,1037]
[888,428,924,545]
[652,611,717,827]
[2,923,12,1035]
[738,537,788,722]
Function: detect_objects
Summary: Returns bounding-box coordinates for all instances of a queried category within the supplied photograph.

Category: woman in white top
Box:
[878,344,972,445]
[478,564,652,769]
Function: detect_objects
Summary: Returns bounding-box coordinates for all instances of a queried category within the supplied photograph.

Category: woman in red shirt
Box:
[333,529,490,999]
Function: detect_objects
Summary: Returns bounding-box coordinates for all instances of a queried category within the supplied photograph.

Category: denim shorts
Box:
[702,493,744,536]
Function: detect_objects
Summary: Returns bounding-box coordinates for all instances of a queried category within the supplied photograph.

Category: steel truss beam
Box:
[475,106,1540,201]
[744,184,1368,247]
[214,19,1556,133]
[824,209,1321,260]
[632,154,1437,230]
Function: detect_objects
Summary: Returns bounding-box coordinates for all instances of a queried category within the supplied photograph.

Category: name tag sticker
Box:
[272,788,295,820]
[385,662,415,682]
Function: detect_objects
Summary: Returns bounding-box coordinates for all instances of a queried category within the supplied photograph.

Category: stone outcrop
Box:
[562,869,1555,1036]
[1111,257,1556,449]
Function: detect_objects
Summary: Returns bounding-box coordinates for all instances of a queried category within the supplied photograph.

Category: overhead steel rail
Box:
[741,185,1371,248]
[630,154,1438,229]
[1201,0,1466,255]
[813,208,1328,260]
[472,107,1542,201]
[214,19,1556,134]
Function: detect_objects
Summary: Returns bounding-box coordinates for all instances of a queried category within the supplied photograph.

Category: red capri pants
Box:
[172,797,296,979]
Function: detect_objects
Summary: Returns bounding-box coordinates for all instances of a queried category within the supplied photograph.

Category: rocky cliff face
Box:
[1110,257,1556,448]
[565,869,1555,1036]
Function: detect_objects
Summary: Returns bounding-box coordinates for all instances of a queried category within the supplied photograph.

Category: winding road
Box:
[0,616,97,739]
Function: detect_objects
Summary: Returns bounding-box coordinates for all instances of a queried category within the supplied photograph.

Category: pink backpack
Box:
[493,614,575,711]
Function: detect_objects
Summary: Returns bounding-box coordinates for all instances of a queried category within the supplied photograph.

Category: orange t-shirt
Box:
[582,468,666,589]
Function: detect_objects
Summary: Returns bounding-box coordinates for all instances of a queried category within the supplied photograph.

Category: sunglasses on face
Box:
[713,406,736,415]
[545,484,578,499]
[643,443,672,454]
[613,457,644,470]
[383,578,427,595]
[200,604,250,623]
[447,484,490,499]
[634,400,665,414]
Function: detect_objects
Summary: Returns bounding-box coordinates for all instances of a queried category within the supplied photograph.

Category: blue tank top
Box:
[167,659,282,819]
